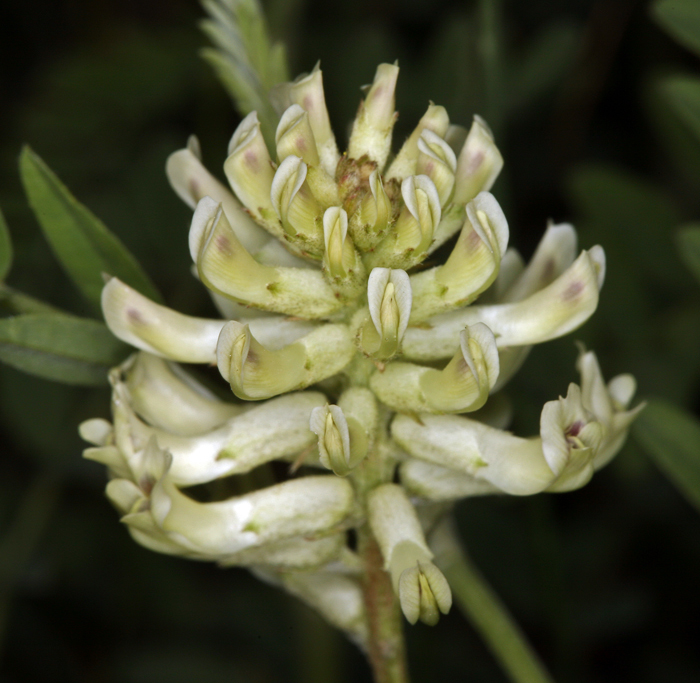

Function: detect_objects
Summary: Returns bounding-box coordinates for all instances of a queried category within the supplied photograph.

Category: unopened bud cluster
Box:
[82,63,640,636]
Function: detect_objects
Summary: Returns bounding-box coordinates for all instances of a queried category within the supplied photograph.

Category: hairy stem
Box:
[359,527,410,683]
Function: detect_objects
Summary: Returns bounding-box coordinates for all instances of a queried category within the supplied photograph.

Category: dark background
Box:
[1,0,699,681]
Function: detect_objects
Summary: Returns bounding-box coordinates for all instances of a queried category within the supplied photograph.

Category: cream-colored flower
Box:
[83,62,638,633]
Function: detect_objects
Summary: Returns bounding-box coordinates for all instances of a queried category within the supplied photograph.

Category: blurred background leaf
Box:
[651,0,700,58]
[676,224,700,284]
[0,314,128,385]
[633,399,700,513]
[658,75,700,144]
[20,147,163,310]
[0,207,12,281]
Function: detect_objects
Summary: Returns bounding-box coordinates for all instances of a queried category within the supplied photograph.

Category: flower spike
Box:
[81,60,640,643]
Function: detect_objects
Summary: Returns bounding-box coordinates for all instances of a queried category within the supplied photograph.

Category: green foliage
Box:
[651,0,700,58]
[633,400,700,513]
[0,206,12,281]
[200,0,289,147]
[19,147,162,310]
[0,314,128,386]
[658,75,700,144]
[676,224,700,284]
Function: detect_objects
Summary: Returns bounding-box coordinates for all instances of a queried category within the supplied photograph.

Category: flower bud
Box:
[348,63,399,169]
[323,207,354,279]
[191,197,342,318]
[311,405,351,475]
[360,268,412,360]
[416,129,457,206]
[386,103,450,180]
[310,403,369,476]
[541,384,606,492]
[270,155,324,254]
[394,175,441,253]
[217,321,305,400]
[224,112,277,225]
[367,175,441,270]
[349,170,392,250]
[398,560,453,626]
[370,324,499,414]
[287,63,340,176]
[367,483,451,625]
[403,246,606,361]
[409,192,509,322]
[453,115,504,205]
[420,323,499,413]
[167,137,269,253]
[276,104,321,167]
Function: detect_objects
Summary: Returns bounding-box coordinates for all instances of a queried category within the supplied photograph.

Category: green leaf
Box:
[652,0,700,57]
[659,75,700,144]
[676,224,700,284]
[633,399,700,513]
[19,147,162,309]
[0,205,12,281]
[0,314,128,385]
[0,285,66,315]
